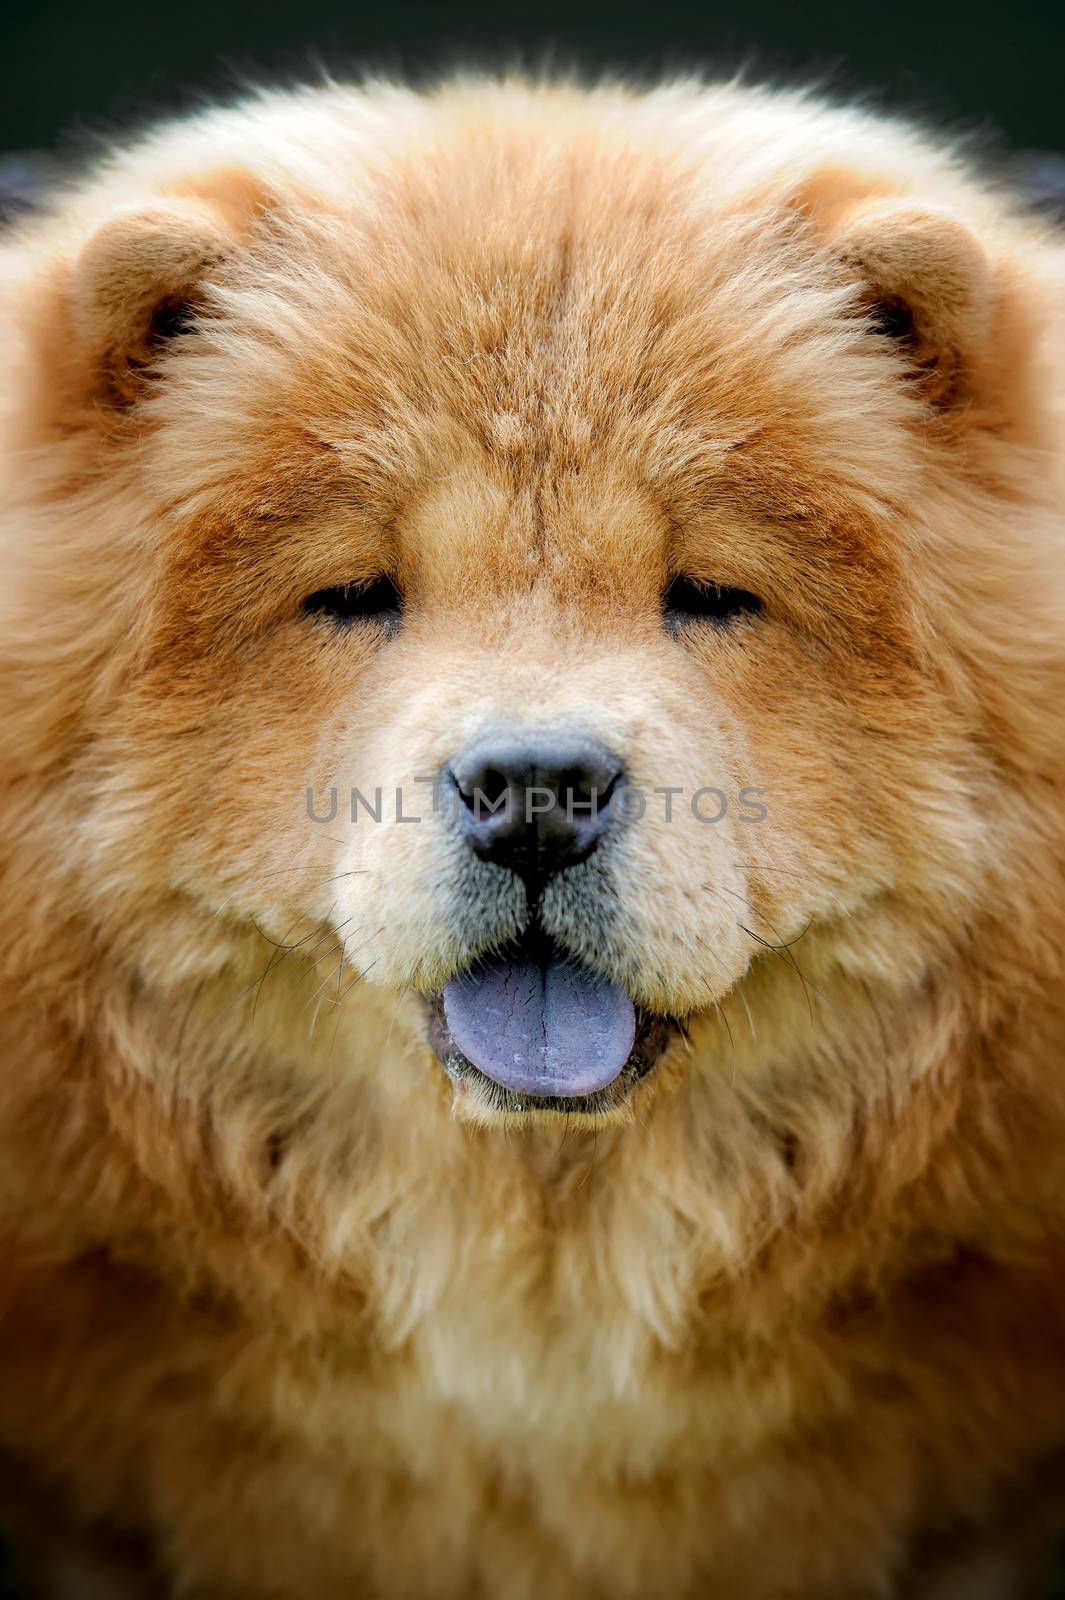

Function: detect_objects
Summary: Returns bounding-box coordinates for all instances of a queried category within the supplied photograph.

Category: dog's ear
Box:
[35,171,267,418]
[829,199,997,410]
[72,199,234,406]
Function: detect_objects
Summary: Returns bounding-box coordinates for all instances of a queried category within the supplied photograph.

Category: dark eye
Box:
[662,577,762,633]
[303,576,403,632]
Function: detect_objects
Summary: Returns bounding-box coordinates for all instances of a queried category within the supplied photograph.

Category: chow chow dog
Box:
[1,74,1065,1598]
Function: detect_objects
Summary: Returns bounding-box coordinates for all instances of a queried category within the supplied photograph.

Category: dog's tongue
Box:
[442,949,636,1098]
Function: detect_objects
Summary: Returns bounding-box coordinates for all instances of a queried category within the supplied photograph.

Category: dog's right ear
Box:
[26,172,266,423]
[71,199,235,407]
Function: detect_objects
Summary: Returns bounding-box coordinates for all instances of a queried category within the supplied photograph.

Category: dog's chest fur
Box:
[2,1040,1061,1600]
[137,1106,1018,1599]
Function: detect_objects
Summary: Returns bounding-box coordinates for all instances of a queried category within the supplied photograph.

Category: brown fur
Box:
[2,76,1065,1598]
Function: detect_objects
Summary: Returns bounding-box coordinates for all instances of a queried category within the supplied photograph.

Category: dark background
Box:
[3,0,1063,163]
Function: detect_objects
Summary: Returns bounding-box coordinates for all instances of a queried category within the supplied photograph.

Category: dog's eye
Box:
[662,577,762,633]
[303,577,403,631]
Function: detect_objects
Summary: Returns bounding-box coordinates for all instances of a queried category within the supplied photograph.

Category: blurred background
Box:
[2,0,1064,215]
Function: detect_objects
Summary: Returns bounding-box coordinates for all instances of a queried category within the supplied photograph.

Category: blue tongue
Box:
[442,948,636,1098]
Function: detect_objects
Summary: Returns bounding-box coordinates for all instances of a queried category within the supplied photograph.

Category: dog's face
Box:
[6,87,1047,1126]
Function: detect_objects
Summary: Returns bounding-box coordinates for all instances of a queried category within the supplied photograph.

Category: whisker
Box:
[729,862,813,879]
[734,984,757,1043]
[305,926,383,1014]
[736,920,815,1025]
[336,955,382,1007]
[706,883,814,952]
[250,911,315,1025]
[328,929,387,1007]
[293,920,361,988]
[328,1003,343,1085]
[702,882,824,1026]
[217,907,338,1023]
[251,917,305,952]
[712,881,890,1077]
[694,934,756,1043]
[213,867,369,920]
[701,978,736,1083]
[304,946,348,1017]
[729,861,855,920]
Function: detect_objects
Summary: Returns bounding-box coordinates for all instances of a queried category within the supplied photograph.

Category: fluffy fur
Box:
[2,75,1065,1598]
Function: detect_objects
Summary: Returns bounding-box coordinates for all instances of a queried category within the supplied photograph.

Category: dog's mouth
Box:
[425,933,679,1115]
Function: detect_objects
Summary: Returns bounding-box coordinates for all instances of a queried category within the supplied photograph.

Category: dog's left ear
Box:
[830,199,997,409]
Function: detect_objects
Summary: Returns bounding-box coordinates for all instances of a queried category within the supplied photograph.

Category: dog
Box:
[2,75,1065,1597]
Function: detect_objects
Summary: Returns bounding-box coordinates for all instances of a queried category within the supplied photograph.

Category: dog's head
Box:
[4,83,1063,1129]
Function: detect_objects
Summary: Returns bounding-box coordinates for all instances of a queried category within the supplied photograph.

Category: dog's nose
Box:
[448,732,624,881]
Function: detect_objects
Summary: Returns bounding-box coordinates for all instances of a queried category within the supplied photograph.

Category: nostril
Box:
[478,767,511,810]
[454,764,512,818]
[557,764,621,816]
[561,766,589,803]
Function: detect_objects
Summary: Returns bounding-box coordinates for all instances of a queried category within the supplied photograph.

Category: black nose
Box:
[448,732,624,882]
